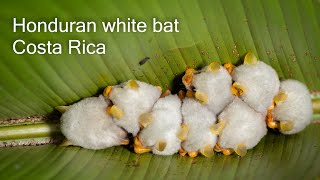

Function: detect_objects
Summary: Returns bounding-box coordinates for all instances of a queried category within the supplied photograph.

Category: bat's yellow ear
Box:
[235,143,247,157]
[244,52,258,65]
[195,91,208,104]
[200,144,214,158]
[177,124,189,141]
[274,92,287,105]
[125,80,140,90]
[207,62,220,72]
[107,105,124,119]
[155,140,167,152]
[210,121,225,135]
[280,121,294,132]
[139,113,154,128]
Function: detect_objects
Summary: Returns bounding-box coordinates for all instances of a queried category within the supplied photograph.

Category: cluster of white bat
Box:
[58,52,313,158]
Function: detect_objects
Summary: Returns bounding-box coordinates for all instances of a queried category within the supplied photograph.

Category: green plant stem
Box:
[0,123,60,140]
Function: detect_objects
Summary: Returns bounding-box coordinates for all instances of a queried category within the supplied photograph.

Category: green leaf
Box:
[0,0,320,179]
[1,0,320,120]
[0,125,318,179]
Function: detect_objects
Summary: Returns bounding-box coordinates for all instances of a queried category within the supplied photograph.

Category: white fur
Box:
[274,80,313,134]
[60,95,127,150]
[109,80,161,136]
[232,61,280,115]
[218,97,267,150]
[139,95,182,155]
[181,98,217,152]
[192,65,234,114]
